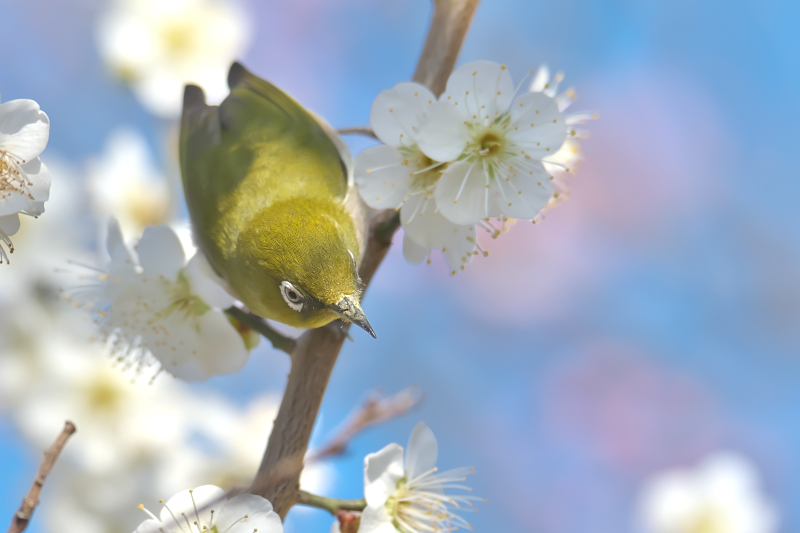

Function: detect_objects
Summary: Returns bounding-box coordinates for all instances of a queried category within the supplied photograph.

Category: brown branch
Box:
[248,0,480,518]
[7,422,76,533]
[306,387,423,463]
[336,126,377,139]
[413,0,482,97]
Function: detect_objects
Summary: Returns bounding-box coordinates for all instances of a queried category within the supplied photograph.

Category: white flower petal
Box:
[137,225,186,281]
[434,160,500,224]
[216,494,282,533]
[364,442,405,507]
[416,102,470,162]
[0,214,20,236]
[184,253,235,309]
[354,144,413,209]
[401,195,477,270]
[443,61,515,119]
[0,99,50,161]
[195,310,250,375]
[405,422,438,481]
[370,82,435,147]
[402,231,430,264]
[134,519,163,533]
[19,158,51,211]
[496,158,553,220]
[507,92,568,158]
[158,485,225,528]
[358,505,397,533]
[529,64,551,93]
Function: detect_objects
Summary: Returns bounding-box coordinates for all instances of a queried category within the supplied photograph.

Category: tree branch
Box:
[413,0,481,97]
[295,491,366,515]
[226,306,296,356]
[7,421,76,533]
[248,0,480,518]
[336,126,377,139]
[306,386,423,463]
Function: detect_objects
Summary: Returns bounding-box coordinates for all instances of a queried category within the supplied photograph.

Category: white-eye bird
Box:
[179,62,375,337]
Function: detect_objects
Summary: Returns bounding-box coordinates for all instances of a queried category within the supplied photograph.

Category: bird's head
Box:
[232,198,375,338]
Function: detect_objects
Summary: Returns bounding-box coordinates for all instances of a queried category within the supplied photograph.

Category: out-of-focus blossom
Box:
[87,128,171,238]
[135,486,282,533]
[637,451,779,533]
[359,422,481,533]
[76,220,249,381]
[354,82,479,272]
[95,0,252,118]
[0,97,51,262]
[528,65,595,223]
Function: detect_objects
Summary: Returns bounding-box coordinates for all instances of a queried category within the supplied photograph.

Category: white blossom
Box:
[75,219,249,381]
[412,61,568,225]
[0,97,51,262]
[637,451,779,533]
[88,128,171,238]
[95,0,252,118]
[135,486,282,533]
[359,422,481,533]
[354,83,480,272]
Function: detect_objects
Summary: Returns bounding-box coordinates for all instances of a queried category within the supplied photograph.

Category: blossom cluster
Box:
[71,220,252,381]
[355,61,592,273]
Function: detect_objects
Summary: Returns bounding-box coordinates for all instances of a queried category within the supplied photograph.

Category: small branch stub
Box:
[7,421,76,533]
[306,386,423,463]
[296,490,366,515]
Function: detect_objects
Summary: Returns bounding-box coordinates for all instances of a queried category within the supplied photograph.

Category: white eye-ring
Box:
[280,281,304,312]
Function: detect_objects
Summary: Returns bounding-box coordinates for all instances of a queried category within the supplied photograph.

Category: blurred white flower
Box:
[88,128,171,238]
[77,220,249,381]
[360,422,481,533]
[0,97,51,262]
[96,0,252,118]
[135,486,282,533]
[637,451,779,533]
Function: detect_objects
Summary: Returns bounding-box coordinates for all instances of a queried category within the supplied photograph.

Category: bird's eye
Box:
[280,281,304,312]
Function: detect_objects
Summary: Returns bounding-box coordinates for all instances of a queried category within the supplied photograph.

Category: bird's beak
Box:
[331,294,376,339]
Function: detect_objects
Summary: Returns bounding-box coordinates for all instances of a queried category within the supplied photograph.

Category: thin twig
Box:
[248,0,481,518]
[7,422,76,533]
[296,491,366,515]
[307,387,423,463]
[226,306,296,355]
[336,126,377,139]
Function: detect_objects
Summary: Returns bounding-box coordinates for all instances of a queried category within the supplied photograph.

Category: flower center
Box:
[165,271,210,320]
[400,147,445,194]
[688,510,724,533]
[84,377,123,412]
[478,132,504,157]
[0,150,31,200]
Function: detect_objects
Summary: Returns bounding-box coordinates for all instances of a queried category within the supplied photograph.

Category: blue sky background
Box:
[2,0,800,532]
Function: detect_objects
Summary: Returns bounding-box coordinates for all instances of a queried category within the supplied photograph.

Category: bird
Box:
[179,62,375,338]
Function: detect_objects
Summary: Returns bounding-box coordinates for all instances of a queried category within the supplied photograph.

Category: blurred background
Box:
[1,0,799,532]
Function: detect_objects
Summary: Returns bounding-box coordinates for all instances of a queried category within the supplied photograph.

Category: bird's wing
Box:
[179,62,350,275]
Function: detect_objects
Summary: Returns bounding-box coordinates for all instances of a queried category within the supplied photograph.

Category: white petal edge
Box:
[443,60,516,120]
[364,442,405,507]
[137,225,186,281]
[184,253,236,309]
[405,422,438,481]
[354,144,413,209]
[416,102,470,163]
[0,99,50,162]
[216,494,283,533]
[370,82,435,147]
[359,505,399,533]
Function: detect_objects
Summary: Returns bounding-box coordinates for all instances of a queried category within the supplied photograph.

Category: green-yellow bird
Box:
[179,62,375,338]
